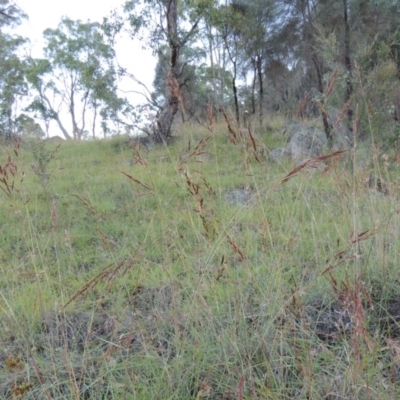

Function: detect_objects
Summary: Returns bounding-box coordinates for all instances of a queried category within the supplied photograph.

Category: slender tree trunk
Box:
[45,120,50,139]
[301,0,333,144]
[6,107,12,141]
[92,104,97,139]
[42,92,71,139]
[206,22,218,104]
[53,112,71,140]
[343,0,353,144]
[154,0,180,143]
[251,57,256,115]
[225,31,240,124]
[312,54,333,142]
[256,54,263,128]
[220,29,227,106]
[80,90,89,139]
[70,87,80,140]
[232,59,240,124]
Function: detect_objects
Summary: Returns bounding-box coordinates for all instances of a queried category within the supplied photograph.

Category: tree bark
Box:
[312,54,333,142]
[154,0,180,143]
[256,54,263,128]
[301,0,332,141]
[232,58,240,124]
[251,57,256,115]
[153,0,202,142]
[206,21,218,105]
[42,91,72,140]
[343,0,353,144]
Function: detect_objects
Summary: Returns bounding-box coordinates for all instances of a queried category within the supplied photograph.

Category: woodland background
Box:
[0,0,399,145]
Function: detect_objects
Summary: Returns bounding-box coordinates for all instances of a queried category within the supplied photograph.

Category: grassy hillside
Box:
[1,120,400,399]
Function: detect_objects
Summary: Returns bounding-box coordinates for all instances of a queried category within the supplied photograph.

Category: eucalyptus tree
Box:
[0,1,27,140]
[284,0,400,142]
[26,18,122,140]
[199,0,276,125]
[152,43,223,121]
[238,0,277,125]
[219,2,245,124]
[119,0,215,142]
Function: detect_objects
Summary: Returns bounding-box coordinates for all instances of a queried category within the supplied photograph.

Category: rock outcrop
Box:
[271,123,327,164]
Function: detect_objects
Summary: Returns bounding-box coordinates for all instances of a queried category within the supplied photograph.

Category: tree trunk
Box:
[232,58,240,124]
[206,22,218,105]
[312,54,333,142]
[70,86,80,140]
[154,0,180,143]
[42,91,72,139]
[343,0,353,144]
[92,103,97,139]
[251,57,256,115]
[256,54,263,128]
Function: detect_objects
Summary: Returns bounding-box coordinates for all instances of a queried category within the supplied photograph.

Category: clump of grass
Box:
[0,121,400,398]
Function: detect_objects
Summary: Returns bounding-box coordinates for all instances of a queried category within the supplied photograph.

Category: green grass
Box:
[0,122,400,399]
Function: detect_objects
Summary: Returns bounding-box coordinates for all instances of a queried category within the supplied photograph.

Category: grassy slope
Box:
[0,121,400,399]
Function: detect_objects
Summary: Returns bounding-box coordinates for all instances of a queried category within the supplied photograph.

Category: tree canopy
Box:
[0,0,398,142]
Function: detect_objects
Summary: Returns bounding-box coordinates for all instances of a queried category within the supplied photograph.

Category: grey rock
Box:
[283,120,303,140]
[226,188,253,206]
[287,127,327,163]
[269,147,290,163]
[130,135,155,150]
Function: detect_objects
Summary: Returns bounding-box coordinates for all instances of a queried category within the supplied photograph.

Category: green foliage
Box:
[152,43,231,117]
[15,113,45,138]
[26,18,125,140]
[0,0,27,28]
[0,33,27,139]
[0,1,27,139]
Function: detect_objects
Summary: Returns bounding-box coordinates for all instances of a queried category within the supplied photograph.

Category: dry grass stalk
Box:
[315,100,328,120]
[281,150,348,184]
[71,194,97,216]
[219,106,260,164]
[0,149,19,197]
[120,170,153,193]
[322,228,377,276]
[236,374,245,400]
[184,171,204,213]
[97,227,111,251]
[226,233,246,262]
[178,135,211,171]
[296,90,311,119]
[330,277,374,374]
[130,142,148,167]
[63,258,135,309]
[350,229,377,245]
[325,68,338,98]
[219,106,238,144]
[0,156,16,197]
[246,127,260,163]
[322,253,357,276]
[315,74,351,134]
[184,171,217,240]
[332,97,353,131]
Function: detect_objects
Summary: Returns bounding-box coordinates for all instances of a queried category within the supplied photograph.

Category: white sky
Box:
[14,0,157,137]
